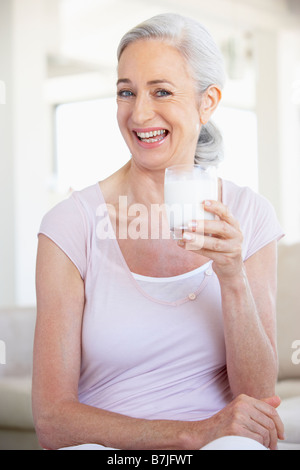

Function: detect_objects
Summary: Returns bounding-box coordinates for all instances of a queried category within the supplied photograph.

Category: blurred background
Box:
[0,0,300,308]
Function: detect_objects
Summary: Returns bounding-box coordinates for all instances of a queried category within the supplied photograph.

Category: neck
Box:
[121,159,167,207]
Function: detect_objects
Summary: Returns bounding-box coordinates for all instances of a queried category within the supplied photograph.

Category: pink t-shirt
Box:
[38,179,284,421]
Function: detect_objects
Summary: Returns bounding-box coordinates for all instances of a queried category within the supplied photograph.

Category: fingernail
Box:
[182,232,194,241]
[188,220,197,230]
[205,200,212,206]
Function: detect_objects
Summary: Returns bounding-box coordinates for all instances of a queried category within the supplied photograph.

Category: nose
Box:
[131,93,155,126]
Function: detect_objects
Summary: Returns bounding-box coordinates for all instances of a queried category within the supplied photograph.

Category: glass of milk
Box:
[164,163,218,240]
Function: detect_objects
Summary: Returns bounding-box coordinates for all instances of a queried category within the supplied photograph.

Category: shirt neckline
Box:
[94,182,219,307]
[132,261,212,283]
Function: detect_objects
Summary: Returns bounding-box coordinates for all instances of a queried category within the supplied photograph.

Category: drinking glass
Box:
[164,163,218,240]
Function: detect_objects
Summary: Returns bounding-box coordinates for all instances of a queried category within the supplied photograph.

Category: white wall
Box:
[12,0,52,306]
[278,31,300,244]
[0,0,15,306]
[0,0,53,307]
[256,30,282,219]
[256,28,300,243]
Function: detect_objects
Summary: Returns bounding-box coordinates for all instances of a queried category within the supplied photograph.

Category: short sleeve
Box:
[234,188,284,260]
[38,194,87,279]
[241,189,285,261]
[222,180,285,261]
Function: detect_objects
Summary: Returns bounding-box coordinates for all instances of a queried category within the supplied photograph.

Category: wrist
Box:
[178,418,217,450]
[215,263,247,291]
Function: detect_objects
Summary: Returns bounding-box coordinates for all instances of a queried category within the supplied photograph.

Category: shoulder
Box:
[40,184,101,229]
[38,184,101,278]
[222,179,284,260]
[222,179,271,214]
[222,179,280,226]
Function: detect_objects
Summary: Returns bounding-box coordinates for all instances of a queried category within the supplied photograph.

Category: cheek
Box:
[116,104,124,126]
[174,105,201,136]
[191,110,202,139]
[183,117,201,143]
[116,105,129,136]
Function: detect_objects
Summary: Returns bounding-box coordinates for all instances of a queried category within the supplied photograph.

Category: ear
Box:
[199,85,222,125]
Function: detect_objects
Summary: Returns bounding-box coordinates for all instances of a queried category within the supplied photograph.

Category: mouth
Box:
[135,129,168,143]
[133,128,169,147]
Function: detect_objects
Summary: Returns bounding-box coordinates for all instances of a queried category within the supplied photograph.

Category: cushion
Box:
[0,377,34,429]
[276,379,300,400]
[0,308,36,378]
[276,243,300,380]
[277,396,300,444]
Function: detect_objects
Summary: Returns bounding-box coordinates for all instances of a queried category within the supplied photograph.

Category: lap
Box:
[200,436,268,450]
[59,443,117,450]
[59,436,268,450]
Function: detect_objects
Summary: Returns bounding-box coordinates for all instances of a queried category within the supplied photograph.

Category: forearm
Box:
[220,267,278,399]
[34,399,209,450]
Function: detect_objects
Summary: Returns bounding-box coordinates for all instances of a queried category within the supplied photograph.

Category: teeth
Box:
[136,129,166,139]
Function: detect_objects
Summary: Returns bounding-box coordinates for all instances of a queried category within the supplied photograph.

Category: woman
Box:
[32,13,285,450]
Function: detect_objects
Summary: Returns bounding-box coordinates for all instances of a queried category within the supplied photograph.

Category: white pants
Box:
[60,436,268,450]
[200,436,268,450]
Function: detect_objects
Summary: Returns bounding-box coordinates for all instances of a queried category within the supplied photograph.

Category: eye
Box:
[155,89,172,97]
[117,89,134,98]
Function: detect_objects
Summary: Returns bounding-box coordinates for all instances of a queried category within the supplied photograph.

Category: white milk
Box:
[164,175,217,236]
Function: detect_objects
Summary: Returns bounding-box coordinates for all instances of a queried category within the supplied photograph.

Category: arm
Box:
[33,234,193,450]
[220,241,278,398]
[181,200,278,398]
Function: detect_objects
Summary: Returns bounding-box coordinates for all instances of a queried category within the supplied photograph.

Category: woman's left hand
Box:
[179,200,244,282]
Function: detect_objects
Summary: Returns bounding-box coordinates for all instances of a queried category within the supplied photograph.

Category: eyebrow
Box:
[116,78,175,87]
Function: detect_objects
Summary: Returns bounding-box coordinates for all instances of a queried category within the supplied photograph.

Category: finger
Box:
[249,409,278,450]
[254,399,285,441]
[262,395,281,409]
[182,232,232,254]
[203,200,240,229]
[261,396,285,441]
[189,219,237,240]
[181,232,205,251]
[230,407,272,449]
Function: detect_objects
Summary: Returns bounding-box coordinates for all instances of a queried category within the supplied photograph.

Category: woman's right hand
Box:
[187,394,285,450]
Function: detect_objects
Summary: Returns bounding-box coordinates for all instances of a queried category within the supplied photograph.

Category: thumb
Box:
[262,395,281,408]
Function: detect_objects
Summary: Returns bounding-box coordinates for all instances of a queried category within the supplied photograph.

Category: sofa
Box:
[0,242,299,450]
[0,307,40,450]
[275,242,300,449]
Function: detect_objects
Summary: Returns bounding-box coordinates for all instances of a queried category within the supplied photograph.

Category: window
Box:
[214,105,258,191]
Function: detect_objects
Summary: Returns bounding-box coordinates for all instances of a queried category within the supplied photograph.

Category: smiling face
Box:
[117,39,205,170]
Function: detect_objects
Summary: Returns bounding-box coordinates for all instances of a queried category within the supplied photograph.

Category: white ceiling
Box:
[53,0,300,69]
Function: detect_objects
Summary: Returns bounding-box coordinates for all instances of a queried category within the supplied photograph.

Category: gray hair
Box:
[117,13,226,164]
